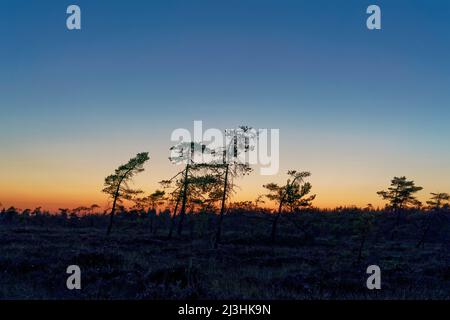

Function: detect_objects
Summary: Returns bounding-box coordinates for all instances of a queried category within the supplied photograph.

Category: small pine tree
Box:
[264,170,316,242]
[426,192,450,210]
[377,176,423,210]
[102,152,150,235]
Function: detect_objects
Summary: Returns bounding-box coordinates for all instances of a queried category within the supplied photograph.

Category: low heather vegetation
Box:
[1,207,450,299]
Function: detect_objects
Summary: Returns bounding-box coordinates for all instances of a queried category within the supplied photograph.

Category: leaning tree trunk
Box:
[271,201,283,243]
[214,164,229,248]
[177,164,190,236]
[168,190,182,239]
[106,192,119,236]
[271,177,299,243]
[149,208,155,234]
[357,232,367,263]
[106,168,133,236]
[416,215,432,249]
[395,206,402,227]
[390,207,403,240]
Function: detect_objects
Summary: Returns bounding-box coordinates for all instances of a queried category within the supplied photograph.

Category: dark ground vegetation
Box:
[1,207,450,299]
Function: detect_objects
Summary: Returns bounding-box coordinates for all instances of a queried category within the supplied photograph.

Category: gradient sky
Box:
[1,0,450,211]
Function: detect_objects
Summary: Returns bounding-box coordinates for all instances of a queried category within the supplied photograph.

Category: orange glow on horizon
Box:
[1,136,449,213]
[0,181,429,212]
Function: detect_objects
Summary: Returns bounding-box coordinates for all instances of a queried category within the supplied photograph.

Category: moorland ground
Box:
[1,209,450,299]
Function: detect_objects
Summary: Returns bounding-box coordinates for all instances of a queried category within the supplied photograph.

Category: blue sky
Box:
[1,0,449,209]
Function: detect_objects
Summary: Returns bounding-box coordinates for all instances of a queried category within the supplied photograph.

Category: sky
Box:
[1,0,450,211]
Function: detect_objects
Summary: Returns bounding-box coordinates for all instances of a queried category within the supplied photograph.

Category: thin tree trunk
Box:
[177,164,190,236]
[168,185,183,239]
[214,164,229,248]
[395,207,402,227]
[106,167,133,236]
[188,209,195,240]
[357,234,366,263]
[270,176,301,243]
[390,207,402,240]
[106,194,118,236]
[168,193,181,239]
[150,208,154,233]
[416,216,432,248]
[271,201,283,243]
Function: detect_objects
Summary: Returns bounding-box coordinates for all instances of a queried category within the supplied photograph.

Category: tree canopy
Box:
[377,176,423,210]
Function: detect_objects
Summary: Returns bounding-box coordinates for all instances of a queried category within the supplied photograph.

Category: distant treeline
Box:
[1,147,449,246]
